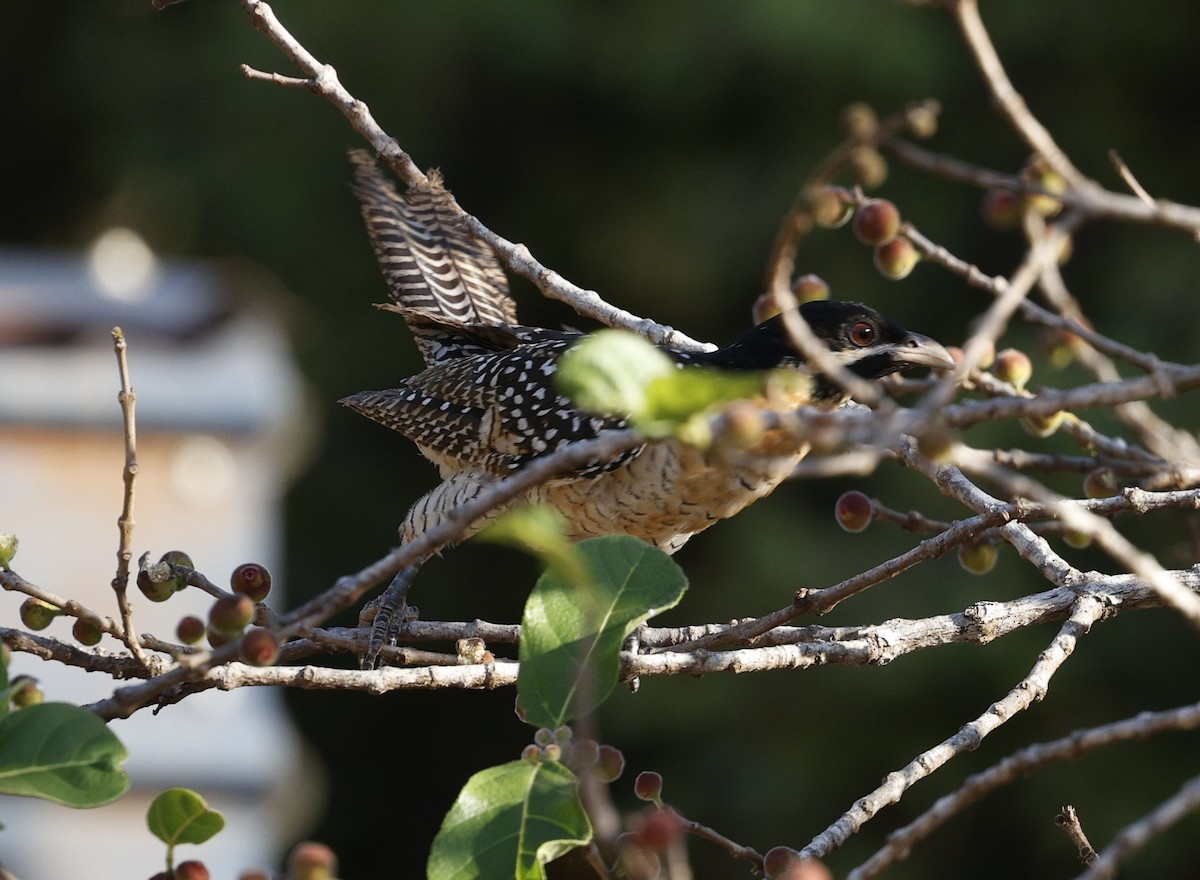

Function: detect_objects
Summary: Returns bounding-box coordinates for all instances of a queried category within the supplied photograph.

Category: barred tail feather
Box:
[349,151,518,359]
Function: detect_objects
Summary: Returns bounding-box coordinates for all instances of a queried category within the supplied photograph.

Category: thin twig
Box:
[110,328,149,668]
[234,0,709,351]
[849,700,1200,878]
[239,64,310,88]
[1056,805,1098,865]
[765,99,940,297]
[676,810,764,869]
[950,0,1085,188]
[800,596,1105,862]
[86,429,643,719]
[885,136,1200,234]
[965,459,1200,628]
[1073,774,1200,880]
[1032,257,1200,466]
[1108,149,1156,208]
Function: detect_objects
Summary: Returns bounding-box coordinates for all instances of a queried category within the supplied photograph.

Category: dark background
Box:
[4,2,1200,877]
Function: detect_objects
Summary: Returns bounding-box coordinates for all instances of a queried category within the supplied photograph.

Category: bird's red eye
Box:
[850,321,876,347]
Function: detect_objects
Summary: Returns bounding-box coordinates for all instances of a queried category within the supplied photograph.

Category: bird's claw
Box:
[360,565,419,670]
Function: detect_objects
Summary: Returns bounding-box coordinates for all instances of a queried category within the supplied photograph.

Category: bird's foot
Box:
[360,565,419,670]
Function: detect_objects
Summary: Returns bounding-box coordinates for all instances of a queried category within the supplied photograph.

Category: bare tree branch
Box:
[849,700,1200,878]
[800,596,1105,862]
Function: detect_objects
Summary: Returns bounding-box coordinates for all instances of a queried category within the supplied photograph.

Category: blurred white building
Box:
[0,233,319,879]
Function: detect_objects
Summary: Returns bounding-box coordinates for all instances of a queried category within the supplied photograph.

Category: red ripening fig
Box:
[763,846,803,879]
[993,348,1033,389]
[852,198,901,246]
[175,861,211,880]
[770,857,834,880]
[287,841,339,880]
[751,291,783,325]
[873,236,920,280]
[521,744,541,764]
[176,615,206,646]
[633,807,683,852]
[981,189,1022,230]
[835,491,873,533]
[230,562,272,602]
[634,770,663,803]
[209,594,255,636]
[239,628,280,666]
[594,744,626,783]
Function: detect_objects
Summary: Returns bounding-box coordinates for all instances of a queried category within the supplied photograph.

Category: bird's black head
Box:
[689,300,954,402]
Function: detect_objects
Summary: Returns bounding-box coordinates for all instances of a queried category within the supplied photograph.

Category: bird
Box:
[342,151,954,667]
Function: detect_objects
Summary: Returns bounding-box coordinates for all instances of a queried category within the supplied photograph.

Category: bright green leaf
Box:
[555,330,674,421]
[643,367,810,440]
[0,684,23,716]
[518,536,687,729]
[0,650,8,719]
[557,331,810,442]
[427,759,591,880]
[0,702,129,807]
[147,787,225,847]
[644,367,765,423]
[479,506,589,587]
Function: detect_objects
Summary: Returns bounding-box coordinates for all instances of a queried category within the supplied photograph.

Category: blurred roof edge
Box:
[0,245,308,437]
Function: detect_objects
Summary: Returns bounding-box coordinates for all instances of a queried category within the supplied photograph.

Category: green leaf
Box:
[0,650,8,719]
[0,684,23,717]
[478,506,589,587]
[147,787,225,847]
[555,330,674,421]
[644,367,766,424]
[0,702,129,807]
[557,331,810,442]
[518,536,687,728]
[427,759,591,880]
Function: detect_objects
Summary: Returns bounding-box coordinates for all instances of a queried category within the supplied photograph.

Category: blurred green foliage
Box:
[4,1,1200,877]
